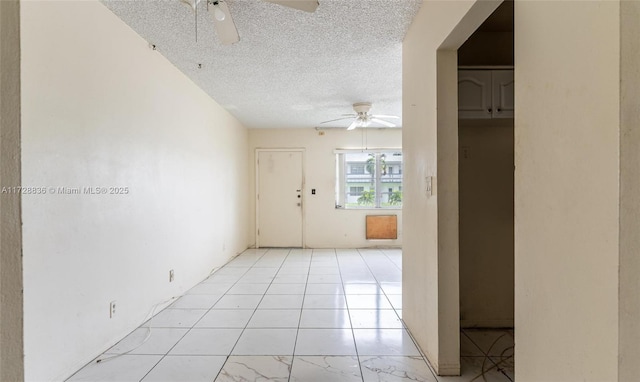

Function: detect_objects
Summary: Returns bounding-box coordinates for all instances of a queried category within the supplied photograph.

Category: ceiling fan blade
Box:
[181,0,198,9]
[372,115,400,119]
[208,1,239,45]
[263,0,319,13]
[346,120,359,131]
[320,117,355,124]
[371,118,397,128]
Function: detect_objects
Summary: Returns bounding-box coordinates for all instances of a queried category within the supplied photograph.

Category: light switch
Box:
[425,176,432,197]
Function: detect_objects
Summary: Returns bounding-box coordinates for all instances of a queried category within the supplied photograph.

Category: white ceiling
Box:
[102,0,422,129]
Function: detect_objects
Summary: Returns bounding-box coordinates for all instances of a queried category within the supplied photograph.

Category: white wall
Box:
[402,0,500,375]
[0,1,24,380]
[21,2,250,380]
[423,0,639,379]
[249,128,402,248]
[619,2,640,379]
[459,120,513,328]
[514,2,623,380]
[406,1,639,380]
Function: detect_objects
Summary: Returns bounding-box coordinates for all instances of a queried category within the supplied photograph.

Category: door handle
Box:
[297,195,301,198]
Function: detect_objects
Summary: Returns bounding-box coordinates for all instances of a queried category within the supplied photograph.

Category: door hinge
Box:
[257,229,260,236]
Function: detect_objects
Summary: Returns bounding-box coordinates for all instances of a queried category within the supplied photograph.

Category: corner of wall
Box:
[0,0,25,380]
[618,1,640,379]
[402,0,499,375]
[20,1,251,379]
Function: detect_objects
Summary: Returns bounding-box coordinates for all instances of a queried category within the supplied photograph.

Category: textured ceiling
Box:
[101,0,422,128]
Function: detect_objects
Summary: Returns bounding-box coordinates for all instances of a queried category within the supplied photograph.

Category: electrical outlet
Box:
[462,146,471,159]
[109,301,116,318]
[169,269,175,282]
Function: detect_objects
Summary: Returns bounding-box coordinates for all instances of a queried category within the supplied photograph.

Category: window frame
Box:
[335,148,403,210]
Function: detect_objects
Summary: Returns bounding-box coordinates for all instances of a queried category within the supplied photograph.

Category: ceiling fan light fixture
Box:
[353,102,372,114]
[211,1,226,21]
[321,102,399,131]
[207,0,240,45]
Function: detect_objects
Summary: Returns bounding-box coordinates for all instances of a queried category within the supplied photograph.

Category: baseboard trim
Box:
[434,362,462,376]
[403,325,461,376]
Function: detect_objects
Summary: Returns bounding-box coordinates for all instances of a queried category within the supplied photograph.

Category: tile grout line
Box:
[140,248,268,382]
[355,248,439,381]
[140,251,268,381]
[355,248,402,324]
[70,248,477,382]
[118,250,268,381]
[207,248,275,381]
[66,250,268,382]
[379,247,403,273]
[336,248,366,382]
[288,248,313,382]
[214,248,294,381]
[462,329,511,381]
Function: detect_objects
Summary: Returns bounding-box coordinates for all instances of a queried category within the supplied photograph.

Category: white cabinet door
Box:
[492,70,514,118]
[458,70,492,119]
[459,69,514,119]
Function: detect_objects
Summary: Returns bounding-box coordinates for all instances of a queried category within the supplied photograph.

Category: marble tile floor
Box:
[67,248,514,382]
[453,329,514,381]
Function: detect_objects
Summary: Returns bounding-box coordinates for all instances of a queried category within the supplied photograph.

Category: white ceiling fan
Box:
[320,102,400,130]
[182,0,319,45]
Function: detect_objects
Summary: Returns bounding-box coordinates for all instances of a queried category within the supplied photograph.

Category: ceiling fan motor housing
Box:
[353,102,372,115]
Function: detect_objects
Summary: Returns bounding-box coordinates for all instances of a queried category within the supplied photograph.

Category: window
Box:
[350,164,365,175]
[335,150,403,209]
[350,186,364,196]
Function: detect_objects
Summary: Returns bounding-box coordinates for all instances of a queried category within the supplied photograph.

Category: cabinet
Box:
[458,69,514,119]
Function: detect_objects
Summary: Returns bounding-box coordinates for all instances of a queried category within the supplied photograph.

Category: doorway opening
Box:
[457,1,514,379]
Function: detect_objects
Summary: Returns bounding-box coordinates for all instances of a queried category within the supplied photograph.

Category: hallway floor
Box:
[67,248,514,381]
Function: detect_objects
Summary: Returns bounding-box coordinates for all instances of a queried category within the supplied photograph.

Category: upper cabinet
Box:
[491,70,514,118]
[459,69,514,119]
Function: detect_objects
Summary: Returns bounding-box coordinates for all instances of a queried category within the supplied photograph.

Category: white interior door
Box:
[257,150,304,247]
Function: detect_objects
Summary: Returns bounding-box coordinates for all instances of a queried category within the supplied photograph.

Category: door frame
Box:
[255,148,306,248]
